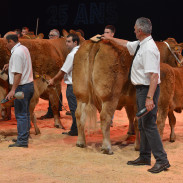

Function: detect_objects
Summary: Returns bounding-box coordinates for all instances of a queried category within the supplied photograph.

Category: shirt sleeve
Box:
[127,41,139,55]
[143,49,160,74]
[11,53,24,74]
[61,54,74,74]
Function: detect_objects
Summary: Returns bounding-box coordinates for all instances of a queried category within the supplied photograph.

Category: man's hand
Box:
[6,90,15,100]
[48,78,55,86]
[101,34,112,40]
[145,98,155,112]
[3,64,9,71]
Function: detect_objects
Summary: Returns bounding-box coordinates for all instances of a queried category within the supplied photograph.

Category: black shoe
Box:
[9,142,28,148]
[65,111,72,116]
[148,161,170,173]
[38,113,54,120]
[12,138,17,142]
[127,157,151,166]
[62,131,78,136]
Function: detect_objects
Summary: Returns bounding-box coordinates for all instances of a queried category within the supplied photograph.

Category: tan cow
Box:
[73,38,183,154]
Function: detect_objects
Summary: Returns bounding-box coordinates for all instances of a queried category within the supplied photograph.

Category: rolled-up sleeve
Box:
[127,41,139,56]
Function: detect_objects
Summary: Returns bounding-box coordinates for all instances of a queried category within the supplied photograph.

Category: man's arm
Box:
[145,73,159,111]
[6,73,22,100]
[101,34,128,47]
[49,70,65,86]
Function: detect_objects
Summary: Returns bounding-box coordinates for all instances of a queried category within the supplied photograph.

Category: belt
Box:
[135,84,159,89]
[67,84,72,86]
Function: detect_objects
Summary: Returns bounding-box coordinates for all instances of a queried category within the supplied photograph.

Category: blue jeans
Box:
[14,82,34,145]
[66,85,77,133]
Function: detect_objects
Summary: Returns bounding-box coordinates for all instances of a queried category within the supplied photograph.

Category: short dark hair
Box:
[14,29,22,37]
[22,27,29,31]
[67,33,80,45]
[6,34,18,43]
[105,25,116,34]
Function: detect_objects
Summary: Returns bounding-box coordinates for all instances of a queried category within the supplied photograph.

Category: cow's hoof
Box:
[134,145,140,151]
[127,131,135,135]
[35,129,41,135]
[170,134,176,143]
[76,143,86,148]
[170,139,175,143]
[101,148,113,155]
[54,124,65,129]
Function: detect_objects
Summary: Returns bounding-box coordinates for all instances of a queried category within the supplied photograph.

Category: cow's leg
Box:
[134,117,140,151]
[49,88,65,129]
[157,107,169,139]
[100,101,116,155]
[76,101,87,148]
[29,94,41,135]
[125,105,135,135]
[168,111,176,142]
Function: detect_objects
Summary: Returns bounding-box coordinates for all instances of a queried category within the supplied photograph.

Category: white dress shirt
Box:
[9,42,33,85]
[61,45,80,85]
[127,36,160,85]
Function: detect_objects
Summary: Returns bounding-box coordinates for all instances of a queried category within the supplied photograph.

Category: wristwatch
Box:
[146,96,153,100]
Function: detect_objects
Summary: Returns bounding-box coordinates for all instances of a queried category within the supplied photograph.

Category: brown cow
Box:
[0,37,69,134]
[73,38,183,154]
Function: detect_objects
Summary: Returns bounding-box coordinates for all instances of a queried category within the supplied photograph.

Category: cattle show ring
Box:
[0,28,183,182]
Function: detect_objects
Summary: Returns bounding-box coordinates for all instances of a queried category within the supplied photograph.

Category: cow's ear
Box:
[178,43,183,49]
[62,29,69,38]
[69,29,76,34]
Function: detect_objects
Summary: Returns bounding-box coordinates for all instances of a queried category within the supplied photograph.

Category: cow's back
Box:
[73,40,131,110]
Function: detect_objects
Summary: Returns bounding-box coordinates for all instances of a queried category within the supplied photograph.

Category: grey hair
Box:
[135,17,152,34]
[50,29,60,37]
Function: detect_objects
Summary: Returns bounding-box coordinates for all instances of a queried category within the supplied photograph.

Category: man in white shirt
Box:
[4,32,34,148]
[49,33,80,136]
[102,17,170,173]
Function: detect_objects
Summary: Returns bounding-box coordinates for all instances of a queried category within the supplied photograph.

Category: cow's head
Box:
[165,38,183,66]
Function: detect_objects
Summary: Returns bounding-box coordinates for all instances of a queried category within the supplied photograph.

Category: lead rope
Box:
[40,76,69,112]
[163,41,182,66]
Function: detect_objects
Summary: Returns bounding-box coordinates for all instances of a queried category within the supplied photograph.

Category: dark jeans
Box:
[47,93,63,116]
[14,82,34,145]
[66,85,77,132]
[136,85,168,163]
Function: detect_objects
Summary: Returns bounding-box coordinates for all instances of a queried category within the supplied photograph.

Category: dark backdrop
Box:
[0,0,182,42]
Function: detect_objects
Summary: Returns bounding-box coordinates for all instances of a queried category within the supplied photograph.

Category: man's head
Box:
[5,32,19,50]
[104,25,116,38]
[48,29,60,39]
[66,33,80,51]
[22,27,29,36]
[14,29,22,38]
[134,17,152,40]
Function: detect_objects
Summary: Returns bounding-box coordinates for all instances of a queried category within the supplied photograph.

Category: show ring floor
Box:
[0,81,183,183]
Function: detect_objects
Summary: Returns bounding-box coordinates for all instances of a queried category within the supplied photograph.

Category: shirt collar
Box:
[139,35,152,46]
[70,45,80,53]
[11,42,21,54]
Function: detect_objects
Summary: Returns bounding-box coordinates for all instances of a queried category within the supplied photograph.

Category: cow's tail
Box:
[84,100,97,135]
[84,42,101,134]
